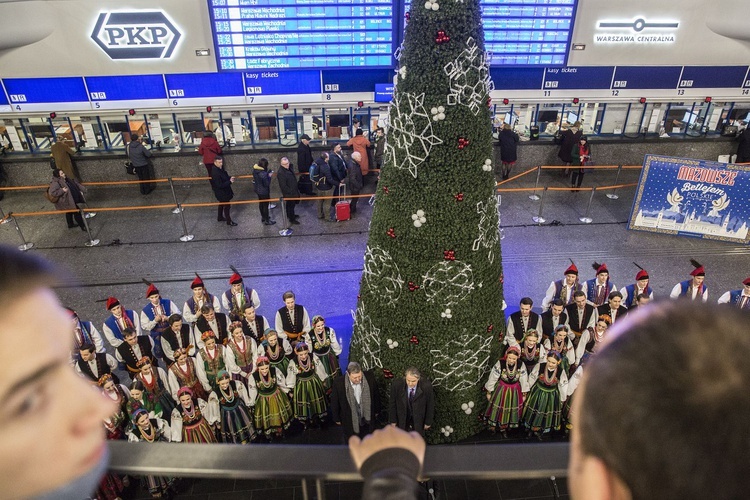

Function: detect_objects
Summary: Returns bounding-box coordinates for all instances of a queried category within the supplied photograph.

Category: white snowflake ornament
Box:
[411,210,427,227]
[440,308,453,319]
[482,158,492,172]
[425,0,439,10]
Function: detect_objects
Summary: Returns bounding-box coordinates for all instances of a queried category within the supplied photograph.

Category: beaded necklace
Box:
[220,384,235,403]
[182,401,196,419]
[522,343,538,360]
[267,343,282,361]
[313,328,330,350]
[297,355,312,372]
[258,370,275,389]
[140,423,156,443]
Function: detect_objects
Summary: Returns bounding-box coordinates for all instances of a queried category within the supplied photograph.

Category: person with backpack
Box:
[252,158,276,225]
[312,152,333,219]
[48,168,87,231]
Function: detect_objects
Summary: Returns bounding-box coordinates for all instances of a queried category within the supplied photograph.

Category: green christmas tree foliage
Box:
[349,0,504,443]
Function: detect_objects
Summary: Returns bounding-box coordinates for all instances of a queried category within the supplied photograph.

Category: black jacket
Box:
[498,129,519,163]
[557,129,582,163]
[331,370,380,439]
[211,167,234,202]
[195,312,230,345]
[737,129,750,162]
[346,159,364,192]
[315,157,334,191]
[277,166,300,197]
[297,143,314,173]
[329,152,347,185]
[252,164,272,196]
[389,377,435,437]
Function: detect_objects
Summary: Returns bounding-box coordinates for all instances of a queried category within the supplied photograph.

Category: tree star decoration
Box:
[472,195,500,264]
[443,37,494,115]
[430,329,493,391]
[411,209,427,227]
[385,92,444,178]
[361,246,405,307]
[350,304,383,369]
[422,260,475,307]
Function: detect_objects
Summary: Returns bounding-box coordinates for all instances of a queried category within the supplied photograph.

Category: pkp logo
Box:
[91,11,181,60]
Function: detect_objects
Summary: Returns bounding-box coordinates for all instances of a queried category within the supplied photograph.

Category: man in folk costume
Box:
[67,307,105,360]
[597,291,628,324]
[670,259,709,302]
[195,330,226,393]
[505,297,542,349]
[241,304,270,344]
[629,293,651,311]
[717,276,750,310]
[167,348,211,401]
[162,314,196,363]
[182,276,221,325]
[542,262,583,311]
[102,296,143,348]
[540,299,569,342]
[195,304,229,348]
[274,290,311,351]
[564,291,598,349]
[584,263,616,307]
[221,272,261,322]
[140,284,179,362]
[620,264,654,308]
[75,343,119,384]
[115,327,157,380]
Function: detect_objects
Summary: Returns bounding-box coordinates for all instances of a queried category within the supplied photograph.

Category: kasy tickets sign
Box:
[629,155,750,244]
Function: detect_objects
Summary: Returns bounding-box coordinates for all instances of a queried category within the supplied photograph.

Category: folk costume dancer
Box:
[596,291,628,324]
[308,315,342,393]
[620,266,654,308]
[583,263,616,307]
[670,259,708,302]
[182,276,221,325]
[540,299,569,343]
[543,325,576,375]
[483,346,526,436]
[522,350,569,439]
[210,370,257,444]
[274,290,311,352]
[170,386,219,443]
[248,356,293,439]
[167,348,211,401]
[541,263,582,311]
[263,329,293,379]
[241,304,270,344]
[75,343,119,384]
[127,409,176,498]
[195,330,227,393]
[222,272,261,322]
[102,296,142,349]
[68,307,105,359]
[115,327,157,380]
[564,291,598,349]
[225,321,259,387]
[140,284,179,361]
[287,342,329,428]
[717,276,750,309]
[195,305,230,347]
[504,298,542,351]
[136,357,177,418]
[161,314,196,363]
[126,379,164,419]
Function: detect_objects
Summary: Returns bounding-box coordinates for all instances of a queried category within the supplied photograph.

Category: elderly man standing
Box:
[277,156,301,225]
[389,367,435,438]
[346,151,365,216]
[331,362,380,441]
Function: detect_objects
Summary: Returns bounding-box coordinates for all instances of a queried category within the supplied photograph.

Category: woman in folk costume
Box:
[99,374,130,436]
[126,379,164,419]
[575,314,611,364]
[262,329,293,378]
[167,348,212,401]
[136,356,177,418]
[483,345,527,436]
[225,321,259,387]
[287,342,329,428]
[248,355,293,439]
[210,370,257,444]
[127,408,177,498]
[518,330,545,397]
[170,386,219,443]
[307,315,342,394]
[522,350,569,439]
[543,325,576,375]
[195,330,226,393]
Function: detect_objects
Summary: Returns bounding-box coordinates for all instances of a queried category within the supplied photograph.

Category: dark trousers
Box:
[135,164,154,194]
[331,185,342,207]
[258,194,270,221]
[204,163,214,177]
[285,199,297,220]
[571,169,585,188]
[65,209,85,229]
[217,203,231,222]
[350,190,360,213]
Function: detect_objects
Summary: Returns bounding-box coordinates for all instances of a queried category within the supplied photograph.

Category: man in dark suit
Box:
[389,367,435,438]
[597,291,629,325]
[565,290,597,349]
[195,304,229,346]
[331,361,380,442]
[541,298,569,342]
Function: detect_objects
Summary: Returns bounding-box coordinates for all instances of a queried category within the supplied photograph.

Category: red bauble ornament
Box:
[487,97,492,107]
[454,192,464,202]
[457,137,470,149]
[386,228,396,238]
[408,281,420,292]
[443,249,456,261]
[405,11,410,22]
[383,369,394,379]
[409,335,419,345]
[499,274,504,284]
[487,324,494,332]
[383,186,390,194]
[435,30,450,44]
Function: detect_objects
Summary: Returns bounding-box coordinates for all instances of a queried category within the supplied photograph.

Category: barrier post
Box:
[9,213,34,251]
[0,205,10,224]
[279,197,292,236]
[528,165,542,201]
[80,209,100,247]
[606,165,623,200]
[168,177,183,214]
[532,187,547,224]
[579,187,597,224]
[177,203,194,242]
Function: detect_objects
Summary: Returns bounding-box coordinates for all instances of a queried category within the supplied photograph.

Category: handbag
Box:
[124,143,136,175]
[583,159,594,174]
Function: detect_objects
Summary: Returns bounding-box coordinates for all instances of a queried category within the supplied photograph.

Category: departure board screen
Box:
[209,0,395,70]
[404,0,577,66]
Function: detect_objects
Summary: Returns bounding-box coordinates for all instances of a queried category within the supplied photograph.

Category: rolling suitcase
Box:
[336,185,350,221]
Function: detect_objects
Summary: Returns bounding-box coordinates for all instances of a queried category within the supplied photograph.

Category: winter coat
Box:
[557,128,582,163]
[346,159,364,192]
[736,129,750,163]
[198,136,222,165]
[126,140,152,167]
[571,143,592,167]
[211,166,234,202]
[346,135,371,174]
[252,164,272,197]
[50,142,77,180]
[315,157,333,191]
[49,176,86,211]
[329,152,347,185]
[277,166,300,198]
[498,129,520,163]
[296,143,314,174]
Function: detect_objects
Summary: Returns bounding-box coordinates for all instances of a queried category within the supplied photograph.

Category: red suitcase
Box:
[336,185,350,221]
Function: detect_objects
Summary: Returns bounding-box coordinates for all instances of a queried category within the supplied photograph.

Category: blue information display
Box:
[612,66,682,90]
[85,75,167,101]
[2,77,88,103]
[244,70,321,95]
[374,83,394,102]
[405,0,577,67]
[629,155,750,244]
[208,0,394,70]
[679,66,749,89]
[164,72,245,98]
[0,91,7,106]
[491,67,545,89]
[543,66,614,90]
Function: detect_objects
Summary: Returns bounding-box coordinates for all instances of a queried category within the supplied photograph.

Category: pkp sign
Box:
[91,11,181,60]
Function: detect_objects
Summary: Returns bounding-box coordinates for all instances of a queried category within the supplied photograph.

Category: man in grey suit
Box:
[389,367,435,437]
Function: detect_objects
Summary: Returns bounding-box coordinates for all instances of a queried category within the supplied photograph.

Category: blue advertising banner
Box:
[629,155,750,244]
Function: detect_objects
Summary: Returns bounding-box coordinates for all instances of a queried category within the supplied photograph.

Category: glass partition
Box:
[0,119,31,152]
[175,113,208,146]
[252,112,279,144]
[99,115,131,150]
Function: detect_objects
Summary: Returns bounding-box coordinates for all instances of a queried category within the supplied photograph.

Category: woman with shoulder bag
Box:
[570,136,592,191]
[49,169,87,231]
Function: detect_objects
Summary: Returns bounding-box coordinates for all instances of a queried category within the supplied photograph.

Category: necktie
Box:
[408,388,415,402]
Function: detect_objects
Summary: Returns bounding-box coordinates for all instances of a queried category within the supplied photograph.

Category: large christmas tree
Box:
[349,0,504,443]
